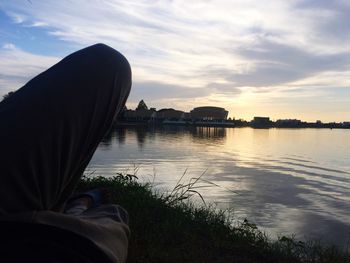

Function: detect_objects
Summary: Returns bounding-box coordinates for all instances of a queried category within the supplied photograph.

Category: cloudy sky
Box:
[1,0,350,122]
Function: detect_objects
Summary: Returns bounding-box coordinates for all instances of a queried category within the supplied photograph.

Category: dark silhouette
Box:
[136,99,148,110]
[0,43,131,262]
[1,90,15,101]
[193,127,226,140]
[101,129,115,148]
[116,128,127,145]
[119,100,350,129]
[136,127,147,149]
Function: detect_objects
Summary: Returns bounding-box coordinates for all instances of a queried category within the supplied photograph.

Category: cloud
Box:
[196,40,350,88]
[205,82,242,95]
[292,0,350,45]
[129,81,212,103]
[6,11,26,24]
[2,1,350,86]
[1,0,350,120]
[0,44,59,95]
[30,21,48,27]
[129,80,242,103]
[2,43,16,50]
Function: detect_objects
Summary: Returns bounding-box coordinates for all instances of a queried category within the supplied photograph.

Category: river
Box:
[86,126,350,247]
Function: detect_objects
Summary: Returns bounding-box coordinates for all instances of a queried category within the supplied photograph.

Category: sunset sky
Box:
[1,0,350,122]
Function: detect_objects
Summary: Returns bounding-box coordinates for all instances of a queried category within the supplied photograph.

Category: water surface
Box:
[87,126,350,246]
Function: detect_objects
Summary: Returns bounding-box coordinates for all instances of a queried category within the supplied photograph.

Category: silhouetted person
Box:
[0,43,131,262]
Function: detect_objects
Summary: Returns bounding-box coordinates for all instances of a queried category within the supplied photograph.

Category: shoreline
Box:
[115,121,350,129]
[77,175,350,263]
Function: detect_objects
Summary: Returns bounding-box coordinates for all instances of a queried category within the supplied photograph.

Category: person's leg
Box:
[0,43,131,215]
[64,187,112,215]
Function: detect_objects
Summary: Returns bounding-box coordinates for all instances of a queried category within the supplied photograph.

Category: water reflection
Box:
[135,127,147,148]
[108,126,227,149]
[89,127,350,247]
[116,128,126,145]
[192,127,226,143]
[100,128,114,149]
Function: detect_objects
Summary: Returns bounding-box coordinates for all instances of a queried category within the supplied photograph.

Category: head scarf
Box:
[0,44,131,213]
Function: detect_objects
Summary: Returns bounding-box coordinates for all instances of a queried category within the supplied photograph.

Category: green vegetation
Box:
[77,175,349,263]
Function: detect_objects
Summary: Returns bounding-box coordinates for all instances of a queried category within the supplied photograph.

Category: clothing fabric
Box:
[0,43,132,262]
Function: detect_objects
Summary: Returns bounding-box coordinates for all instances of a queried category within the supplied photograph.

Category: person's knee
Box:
[81,204,129,225]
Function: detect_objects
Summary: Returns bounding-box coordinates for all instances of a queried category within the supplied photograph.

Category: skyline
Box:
[0,1,350,122]
[125,99,350,124]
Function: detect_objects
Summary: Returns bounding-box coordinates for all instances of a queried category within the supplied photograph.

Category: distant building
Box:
[342,122,350,128]
[190,106,228,121]
[315,120,323,127]
[183,112,191,120]
[136,99,148,110]
[275,119,302,127]
[157,108,185,121]
[123,108,156,121]
[251,117,272,128]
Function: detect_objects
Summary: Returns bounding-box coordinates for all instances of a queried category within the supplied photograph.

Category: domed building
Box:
[190,106,228,121]
[157,108,185,120]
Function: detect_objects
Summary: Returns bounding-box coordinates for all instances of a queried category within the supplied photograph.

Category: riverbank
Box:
[77,175,349,263]
[116,120,350,129]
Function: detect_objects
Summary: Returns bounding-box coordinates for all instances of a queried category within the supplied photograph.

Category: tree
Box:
[136,99,148,110]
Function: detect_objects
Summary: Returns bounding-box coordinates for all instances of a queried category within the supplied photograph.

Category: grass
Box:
[76,174,350,263]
